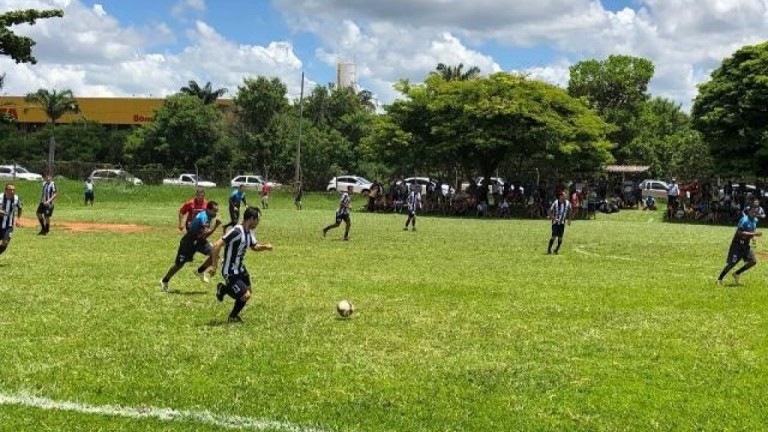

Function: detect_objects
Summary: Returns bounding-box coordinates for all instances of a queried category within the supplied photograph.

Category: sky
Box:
[0,0,766,111]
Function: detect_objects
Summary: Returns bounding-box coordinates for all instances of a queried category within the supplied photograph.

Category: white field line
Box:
[0,392,330,432]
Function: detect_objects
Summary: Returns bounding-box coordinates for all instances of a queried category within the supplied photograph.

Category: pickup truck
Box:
[162,174,217,188]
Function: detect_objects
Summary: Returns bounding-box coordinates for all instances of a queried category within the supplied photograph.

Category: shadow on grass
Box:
[167,289,208,296]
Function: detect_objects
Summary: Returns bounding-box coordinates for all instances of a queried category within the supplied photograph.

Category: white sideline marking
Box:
[573,247,635,261]
[0,392,329,432]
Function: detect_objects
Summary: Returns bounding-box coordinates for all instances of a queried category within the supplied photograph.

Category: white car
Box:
[638,179,670,199]
[403,177,455,196]
[230,175,282,189]
[90,169,143,185]
[163,174,217,188]
[0,165,43,181]
[327,175,372,194]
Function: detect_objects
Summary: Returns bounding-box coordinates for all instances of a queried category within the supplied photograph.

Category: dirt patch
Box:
[757,251,768,260]
[59,221,152,233]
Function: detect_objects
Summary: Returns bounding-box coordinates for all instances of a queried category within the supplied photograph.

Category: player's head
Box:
[205,200,218,216]
[243,206,261,228]
[238,184,245,191]
[194,187,205,201]
[747,205,760,217]
[4,183,14,197]
[43,171,52,182]
[559,190,567,201]
[347,185,354,193]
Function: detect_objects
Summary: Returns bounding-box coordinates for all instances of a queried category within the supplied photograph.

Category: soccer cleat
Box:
[412,227,416,231]
[403,227,408,231]
[322,229,327,238]
[160,280,168,292]
[195,270,210,283]
[715,279,723,285]
[216,283,225,302]
[733,273,741,285]
[228,315,244,324]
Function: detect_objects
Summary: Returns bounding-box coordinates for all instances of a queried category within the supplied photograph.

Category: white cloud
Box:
[171,0,206,20]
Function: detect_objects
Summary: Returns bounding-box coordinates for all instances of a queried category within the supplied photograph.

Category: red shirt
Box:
[261,183,271,196]
[179,198,208,224]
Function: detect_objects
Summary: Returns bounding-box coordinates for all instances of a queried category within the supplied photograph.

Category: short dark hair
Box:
[207,201,218,210]
[243,206,261,221]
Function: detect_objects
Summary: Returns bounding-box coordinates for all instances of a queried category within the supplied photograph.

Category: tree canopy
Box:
[0,9,63,64]
[692,41,768,177]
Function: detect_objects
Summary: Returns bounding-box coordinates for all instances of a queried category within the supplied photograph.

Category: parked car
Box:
[230,175,282,189]
[163,174,217,188]
[90,169,143,185]
[638,179,670,199]
[0,164,43,181]
[402,177,455,196]
[327,175,372,194]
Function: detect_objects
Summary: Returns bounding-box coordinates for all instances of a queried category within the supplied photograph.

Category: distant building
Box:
[0,96,231,130]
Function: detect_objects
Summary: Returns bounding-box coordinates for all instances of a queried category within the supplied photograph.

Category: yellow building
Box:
[0,96,231,128]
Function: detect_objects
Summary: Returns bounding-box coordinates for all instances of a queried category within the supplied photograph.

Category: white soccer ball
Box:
[336,299,354,318]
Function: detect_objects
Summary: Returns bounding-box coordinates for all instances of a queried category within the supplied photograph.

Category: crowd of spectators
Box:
[663,179,766,224]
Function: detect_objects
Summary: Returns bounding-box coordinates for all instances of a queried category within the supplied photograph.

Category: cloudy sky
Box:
[0,0,766,111]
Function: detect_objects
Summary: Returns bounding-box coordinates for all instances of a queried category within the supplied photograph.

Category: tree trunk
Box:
[47,134,56,174]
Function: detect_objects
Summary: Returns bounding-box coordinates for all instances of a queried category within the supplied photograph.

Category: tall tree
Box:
[431,63,482,81]
[692,41,768,176]
[179,80,227,104]
[568,55,654,162]
[23,89,80,171]
[0,8,63,64]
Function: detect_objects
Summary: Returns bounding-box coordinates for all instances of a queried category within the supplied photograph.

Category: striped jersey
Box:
[220,225,257,276]
[337,192,351,215]
[0,193,22,229]
[40,181,56,204]
[549,199,571,224]
[406,191,421,211]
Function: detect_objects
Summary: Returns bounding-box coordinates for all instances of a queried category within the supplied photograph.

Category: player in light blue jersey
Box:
[717,205,761,285]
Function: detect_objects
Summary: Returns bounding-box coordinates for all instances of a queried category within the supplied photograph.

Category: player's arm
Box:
[208,238,225,274]
[45,191,58,205]
[201,219,222,239]
[251,243,273,252]
[178,203,189,231]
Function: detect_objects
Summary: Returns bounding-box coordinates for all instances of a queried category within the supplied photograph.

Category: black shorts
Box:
[174,240,212,266]
[224,272,251,300]
[228,205,239,223]
[407,208,417,217]
[36,203,54,217]
[727,242,755,265]
[335,212,350,223]
[85,191,94,201]
[0,227,13,242]
[551,223,566,237]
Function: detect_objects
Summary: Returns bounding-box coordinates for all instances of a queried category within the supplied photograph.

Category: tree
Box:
[24,89,80,172]
[431,63,482,81]
[0,9,64,64]
[568,55,654,162]
[692,41,768,177]
[179,80,227,104]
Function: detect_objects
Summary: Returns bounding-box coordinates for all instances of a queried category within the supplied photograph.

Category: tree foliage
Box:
[568,55,654,162]
[0,9,63,64]
[179,80,227,104]
[24,88,80,170]
[692,41,768,177]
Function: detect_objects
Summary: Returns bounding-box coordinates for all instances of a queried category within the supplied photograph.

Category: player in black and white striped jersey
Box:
[547,190,572,255]
[36,172,57,235]
[208,206,273,323]
[322,185,353,240]
[404,187,422,231]
[0,183,22,255]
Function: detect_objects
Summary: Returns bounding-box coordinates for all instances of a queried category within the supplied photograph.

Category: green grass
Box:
[1,180,768,431]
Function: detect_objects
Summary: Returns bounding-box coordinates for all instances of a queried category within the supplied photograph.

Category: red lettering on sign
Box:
[133,114,154,122]
[0,107,18,119]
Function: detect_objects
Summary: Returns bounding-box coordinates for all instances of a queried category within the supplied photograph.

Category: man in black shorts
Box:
[322,185,353,240]
[160,201,221,292]
[36,172,57,235]
[209,206,273,323]
[0,183,22,255]
[717,205,762,285]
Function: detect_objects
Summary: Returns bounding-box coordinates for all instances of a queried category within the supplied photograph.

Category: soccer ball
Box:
[336,299,354,318]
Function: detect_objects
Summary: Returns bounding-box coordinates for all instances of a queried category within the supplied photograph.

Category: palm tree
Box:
[180,80,227,104]
[24,88,80,172]
[431,63,481,81]
[357,89,376,111]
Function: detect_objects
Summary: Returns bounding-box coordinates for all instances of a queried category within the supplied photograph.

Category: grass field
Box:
[1,180,768,431]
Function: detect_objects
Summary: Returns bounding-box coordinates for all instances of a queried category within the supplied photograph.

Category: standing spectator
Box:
[322,185,353,240]
[404,188,422,231]
[0,183,22,256]
[209,206,273,323]
[260,181,271,209]
[178,187,207,232]
[160,201,221,292]
[667,178,680,216]
[36,172,57,236]
[84,177,94,206]
[223,184,247,232]
[570,188,581,219]
[547,191,572,255]
[717,205,761,285]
